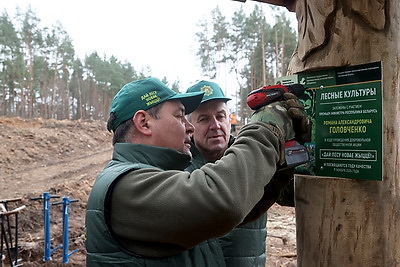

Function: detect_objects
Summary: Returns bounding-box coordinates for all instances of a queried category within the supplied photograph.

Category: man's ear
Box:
[133,110,152,136]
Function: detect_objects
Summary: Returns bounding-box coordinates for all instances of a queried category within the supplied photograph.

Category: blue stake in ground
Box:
[31,192,61,262]
[53,197,79,263]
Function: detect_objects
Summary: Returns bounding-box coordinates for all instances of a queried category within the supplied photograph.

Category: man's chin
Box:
[206,144,226,153]
[207,139,226,147]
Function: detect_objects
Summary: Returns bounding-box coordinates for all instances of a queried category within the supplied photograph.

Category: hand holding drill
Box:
[247,84,312,168]
[247,84,311,144]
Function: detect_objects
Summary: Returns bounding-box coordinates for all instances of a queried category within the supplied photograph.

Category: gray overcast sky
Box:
[2,0,296,98]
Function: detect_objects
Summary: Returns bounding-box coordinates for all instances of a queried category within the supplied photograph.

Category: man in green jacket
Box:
[85,77,308,266]
[185,80,296,266]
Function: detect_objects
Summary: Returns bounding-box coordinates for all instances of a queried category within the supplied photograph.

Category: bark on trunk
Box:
[287,0,400,265]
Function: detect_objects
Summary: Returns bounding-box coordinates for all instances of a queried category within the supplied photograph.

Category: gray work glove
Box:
[283,92,312,144]
[249,93,311,164]
[250,101,295,141]
[250,101,294,165]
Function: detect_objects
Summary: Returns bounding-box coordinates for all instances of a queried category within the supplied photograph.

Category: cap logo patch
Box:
[200,85,213,96]
[141,90,161,106]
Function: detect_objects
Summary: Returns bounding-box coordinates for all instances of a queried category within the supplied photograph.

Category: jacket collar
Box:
[113,143,192,171]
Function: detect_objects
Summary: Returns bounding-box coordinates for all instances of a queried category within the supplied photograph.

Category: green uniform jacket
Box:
[186,136,267,267]
[86,122,282,266]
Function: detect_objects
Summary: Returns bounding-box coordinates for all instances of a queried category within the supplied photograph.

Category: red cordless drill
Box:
[247,83,305,110]
[247,83,309,168]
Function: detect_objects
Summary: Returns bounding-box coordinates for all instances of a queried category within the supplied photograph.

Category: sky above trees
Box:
[2,0,296,91]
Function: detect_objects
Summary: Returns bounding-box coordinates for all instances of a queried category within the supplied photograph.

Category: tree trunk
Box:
[261,18,266,85]
[281,29,284,76]
[287,0,400,266]
[1,69,6,116]
[275,29,279,78]
[76,75,82,120]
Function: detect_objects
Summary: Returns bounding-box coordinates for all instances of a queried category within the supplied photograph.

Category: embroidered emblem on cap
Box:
[200,85,213,96]
[141,90,161,106]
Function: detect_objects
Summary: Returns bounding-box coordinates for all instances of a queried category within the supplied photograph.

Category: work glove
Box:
[283,93,312,144]
[250,101,295,141]
[250,101,294,165]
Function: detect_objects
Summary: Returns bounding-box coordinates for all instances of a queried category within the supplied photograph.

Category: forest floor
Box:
[0,117,296,266]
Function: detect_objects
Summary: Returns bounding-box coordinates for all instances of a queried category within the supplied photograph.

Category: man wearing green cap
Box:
[85,77,308,266]
[185,80,297,266]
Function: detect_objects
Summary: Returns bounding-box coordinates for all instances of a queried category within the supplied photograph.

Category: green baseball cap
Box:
[186,80,231,103]
[109,77,204,131]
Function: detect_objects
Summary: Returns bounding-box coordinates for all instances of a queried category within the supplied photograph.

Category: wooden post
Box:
[286,0,400,266]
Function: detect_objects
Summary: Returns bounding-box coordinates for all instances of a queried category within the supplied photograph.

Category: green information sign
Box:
[315,81,382,180]
[275,61,383,180]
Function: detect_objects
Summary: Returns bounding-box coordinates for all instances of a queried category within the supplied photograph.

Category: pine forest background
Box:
[0,5,297,123]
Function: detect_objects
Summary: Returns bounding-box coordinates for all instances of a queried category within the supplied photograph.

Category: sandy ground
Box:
[0,117,296,266]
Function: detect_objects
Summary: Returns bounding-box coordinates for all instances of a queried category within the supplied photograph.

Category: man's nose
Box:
[184,117,195,133]
[209,117,221,130]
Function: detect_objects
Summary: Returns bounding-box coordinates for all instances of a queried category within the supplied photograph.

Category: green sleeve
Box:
[110,122,282,257]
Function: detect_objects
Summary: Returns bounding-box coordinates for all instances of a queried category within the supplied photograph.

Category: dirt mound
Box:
[0,117,112,177]
[0,117,296,266]
[0,117,112,266]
